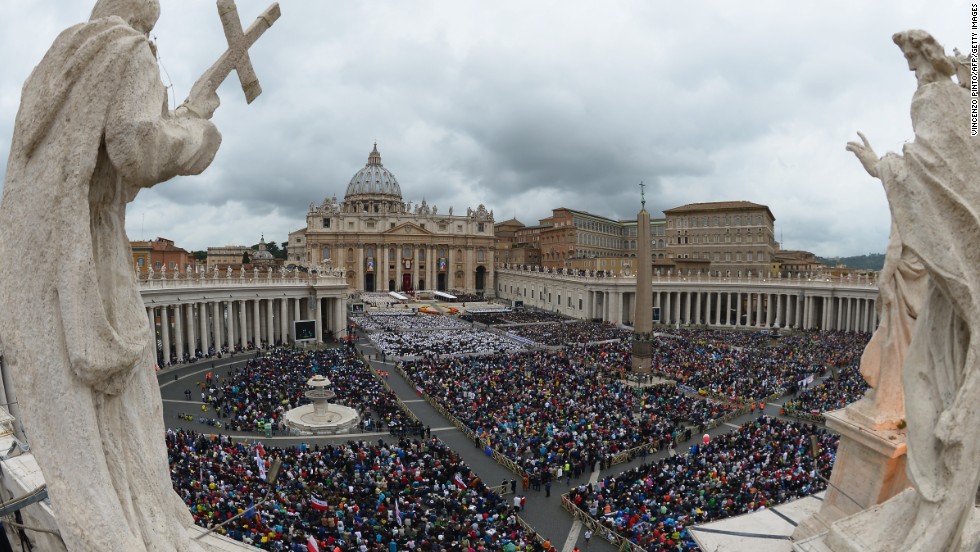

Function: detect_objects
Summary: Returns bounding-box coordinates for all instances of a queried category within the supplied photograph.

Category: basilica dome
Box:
[344,144,402,200]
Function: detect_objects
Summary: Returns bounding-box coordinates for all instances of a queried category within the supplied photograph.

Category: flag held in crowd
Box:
[255,444,267,481]
[311,495,330,512]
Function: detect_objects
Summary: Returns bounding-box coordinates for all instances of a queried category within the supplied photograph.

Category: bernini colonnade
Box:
[138,269,349,365]
[495,266,880,332]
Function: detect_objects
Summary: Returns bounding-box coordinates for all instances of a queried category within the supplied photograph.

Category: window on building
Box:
[322,218,331,228]
[477,249,485,262]
[137,257,145,267]
[390,223,395,229]
[478,222,485,232]
[348,222,354,230]
[439,223,447,231]
[322,246,330,260]
[457,225,463,232]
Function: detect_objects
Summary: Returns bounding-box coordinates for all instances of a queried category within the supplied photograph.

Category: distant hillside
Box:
[816,253,885,271]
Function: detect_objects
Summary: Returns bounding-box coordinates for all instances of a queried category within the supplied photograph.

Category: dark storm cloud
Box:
[0,0,969,254]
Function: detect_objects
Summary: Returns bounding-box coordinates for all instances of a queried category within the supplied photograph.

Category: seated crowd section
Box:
[566,416,839,551]
[169,432,539,551]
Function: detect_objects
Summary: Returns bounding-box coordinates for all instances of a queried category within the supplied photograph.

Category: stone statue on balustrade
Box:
[0,0,278,550]
[840,29,979,551]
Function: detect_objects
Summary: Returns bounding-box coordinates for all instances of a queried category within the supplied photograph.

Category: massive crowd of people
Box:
[201,347,415,434]
[644,330,870,401]
[566,416,839,551]
[401,350,736,487]
[783,364,869,417]
[168,431,541,551]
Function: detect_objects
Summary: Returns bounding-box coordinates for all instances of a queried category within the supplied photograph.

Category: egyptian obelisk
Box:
[632,182,653,373]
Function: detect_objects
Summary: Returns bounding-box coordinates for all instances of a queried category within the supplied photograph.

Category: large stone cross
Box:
[179,0,281,117]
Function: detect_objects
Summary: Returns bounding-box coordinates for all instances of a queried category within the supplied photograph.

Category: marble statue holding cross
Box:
[0,0,278,550]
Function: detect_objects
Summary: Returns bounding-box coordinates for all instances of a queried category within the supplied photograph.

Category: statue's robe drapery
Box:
[853,221,926,427]
[876,77,980,551]
[0,14,219,552]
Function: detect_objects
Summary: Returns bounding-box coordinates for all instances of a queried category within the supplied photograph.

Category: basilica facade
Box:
[288,144,496,294]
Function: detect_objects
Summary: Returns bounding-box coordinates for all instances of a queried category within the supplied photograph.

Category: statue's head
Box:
[90,0,160,35]
[892,30,956,85]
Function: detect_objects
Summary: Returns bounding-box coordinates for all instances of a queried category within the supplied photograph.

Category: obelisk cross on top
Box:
[639,180,646,208]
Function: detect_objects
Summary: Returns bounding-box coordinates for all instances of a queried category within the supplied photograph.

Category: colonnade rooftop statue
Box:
[0,0,278,550]
[833,29,980,552]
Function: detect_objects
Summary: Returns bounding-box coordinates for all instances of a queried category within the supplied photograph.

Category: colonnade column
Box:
[293,298,301,341]
[335,297,347,340]
[225,301,234,349]
[199,302,209,355]
[756,293,764,326]
[185,304,196,358]
[174,306,184,361]
[704,292,712,325]
[314,296,322,344]
[266,300,275,346]
[146,308,156,363]
[238,300,247,349]
[735,293,743,327]
[694,292,702,325]
[251,299,260,347]
[212,302,221,352]
[161,307,170,364]
[280,298,289,343]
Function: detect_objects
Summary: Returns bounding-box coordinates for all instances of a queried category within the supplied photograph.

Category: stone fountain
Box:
[283,374,360,435]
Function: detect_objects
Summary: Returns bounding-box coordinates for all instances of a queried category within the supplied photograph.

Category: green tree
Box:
[242,251,251,264]
[191,250,207,262]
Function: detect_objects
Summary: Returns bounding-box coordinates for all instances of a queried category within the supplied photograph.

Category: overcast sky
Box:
[0,1,972,257]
